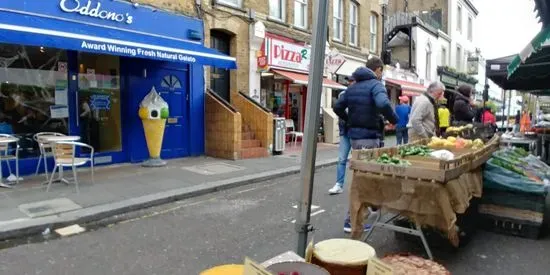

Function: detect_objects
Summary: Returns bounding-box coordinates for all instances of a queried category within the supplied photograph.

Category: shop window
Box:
[349,3,358,46]
[441,47,447,66]
[333,0,343,41]
[456,45,462,71]
[0,44,68,158]
[161,75,182,90]
[269,0,285,21]
[77,53,122,154]
[468,16,473,41]
[456,4,462,33]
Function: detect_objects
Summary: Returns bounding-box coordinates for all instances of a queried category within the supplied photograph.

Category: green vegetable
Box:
[492,158,526,176]
[399,145,433,157]
[375,154,411,166]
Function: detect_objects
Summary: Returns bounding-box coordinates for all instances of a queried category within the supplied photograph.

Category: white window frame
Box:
[269,0,286,22]
[467,16,473,41]
[456,45,462,71]
[349,2,359,46]
[216,0,242,8]
[370,14,378,52]
[333,0,344,41]
[294,0,308,29]
[456,4,462,33]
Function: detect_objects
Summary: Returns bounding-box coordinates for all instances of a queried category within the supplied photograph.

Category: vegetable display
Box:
[490,148,549,183]
[399,146,433,156]
[376,153,411,166]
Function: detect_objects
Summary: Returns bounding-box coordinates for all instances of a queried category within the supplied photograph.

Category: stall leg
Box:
[416,224,433,260]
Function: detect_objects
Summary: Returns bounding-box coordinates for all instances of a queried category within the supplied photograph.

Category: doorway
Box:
[210,30,231,101]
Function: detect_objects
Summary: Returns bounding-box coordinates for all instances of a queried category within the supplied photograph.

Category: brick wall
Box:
[205,92,242,160]
[231,92,273,151]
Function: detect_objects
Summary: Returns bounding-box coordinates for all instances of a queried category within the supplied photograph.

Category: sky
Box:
[475,0,541,59]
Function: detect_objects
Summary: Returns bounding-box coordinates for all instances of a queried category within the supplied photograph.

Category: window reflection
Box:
[0,44,68,158]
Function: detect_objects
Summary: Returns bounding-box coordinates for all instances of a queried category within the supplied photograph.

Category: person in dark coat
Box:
[333,60,398,149]
[333,57,398,236]
[452,84,476,125]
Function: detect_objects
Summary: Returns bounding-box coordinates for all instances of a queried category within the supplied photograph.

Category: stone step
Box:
[240,147,269,159]
[241,139,261,149]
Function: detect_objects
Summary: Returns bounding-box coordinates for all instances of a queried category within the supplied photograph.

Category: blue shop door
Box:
[154,69,189,159]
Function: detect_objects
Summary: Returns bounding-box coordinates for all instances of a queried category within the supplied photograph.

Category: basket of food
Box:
[381,254,450,275]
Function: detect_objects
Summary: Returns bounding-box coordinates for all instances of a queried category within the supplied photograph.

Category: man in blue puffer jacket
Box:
[333,57,398,234]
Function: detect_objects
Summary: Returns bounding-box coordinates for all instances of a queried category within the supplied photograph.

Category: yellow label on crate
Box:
[366,257,393,275]
[243,257,274,275]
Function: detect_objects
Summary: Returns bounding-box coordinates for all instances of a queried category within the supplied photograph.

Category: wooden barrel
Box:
[199,264,244,275]
[311,238,376,275]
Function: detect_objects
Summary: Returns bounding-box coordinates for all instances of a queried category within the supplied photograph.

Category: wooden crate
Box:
[349,135,500,183]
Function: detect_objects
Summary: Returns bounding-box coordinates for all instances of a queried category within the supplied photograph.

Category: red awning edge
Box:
[385,78,426,96]
[272,69,346,90]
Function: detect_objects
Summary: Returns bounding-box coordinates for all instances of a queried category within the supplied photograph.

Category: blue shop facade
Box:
[0,0,236,176]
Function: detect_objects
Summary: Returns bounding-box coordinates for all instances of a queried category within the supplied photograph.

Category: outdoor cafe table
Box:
[0,136,19,188]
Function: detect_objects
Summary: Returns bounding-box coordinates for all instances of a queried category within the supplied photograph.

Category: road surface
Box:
[0,167,549,274]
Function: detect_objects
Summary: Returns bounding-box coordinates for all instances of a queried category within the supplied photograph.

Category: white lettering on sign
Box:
[79,41,197,63]
[60,0,134,24]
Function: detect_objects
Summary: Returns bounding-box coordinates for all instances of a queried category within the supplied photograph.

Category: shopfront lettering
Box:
[60,0,134,24]
[79,41,197,63]
[273,45,302,63]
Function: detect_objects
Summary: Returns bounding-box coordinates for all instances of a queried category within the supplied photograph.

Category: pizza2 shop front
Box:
[0,0,236,177]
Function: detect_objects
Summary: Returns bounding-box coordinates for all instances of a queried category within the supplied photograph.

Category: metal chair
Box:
[33,132,65,180]
[0,134,20,185]
[47,141,94,193]
[285,119,304,146]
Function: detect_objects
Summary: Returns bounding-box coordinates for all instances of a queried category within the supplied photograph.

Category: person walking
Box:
[395,96,411,145]
[329,77,355,195]
[408,81,445,141]
[514,110,521,132]
[333,57,398,234]
[438,102,451,135]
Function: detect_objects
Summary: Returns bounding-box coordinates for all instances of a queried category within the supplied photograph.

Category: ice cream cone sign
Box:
[139,87,169,167]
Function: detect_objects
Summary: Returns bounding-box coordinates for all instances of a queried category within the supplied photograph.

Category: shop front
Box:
[0,0,236,176]
[258,33,345,132]
[437,66,478,113]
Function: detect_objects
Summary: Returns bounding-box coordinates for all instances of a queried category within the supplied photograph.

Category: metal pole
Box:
[295,0,329,257]
[507,90,512,130]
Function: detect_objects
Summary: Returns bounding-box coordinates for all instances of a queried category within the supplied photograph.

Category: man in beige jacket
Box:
[408,81,445,141]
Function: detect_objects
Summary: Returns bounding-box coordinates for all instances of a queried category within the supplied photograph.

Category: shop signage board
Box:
[325,49,346,74]
[264,36,311,72]
[59,0,134,24]
[440,74,458,87]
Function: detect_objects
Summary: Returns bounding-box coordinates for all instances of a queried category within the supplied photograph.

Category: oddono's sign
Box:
[59,0,134,24]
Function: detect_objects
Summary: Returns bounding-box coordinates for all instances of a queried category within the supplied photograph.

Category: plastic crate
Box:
[479,214,543,239]
[481,188,547,213]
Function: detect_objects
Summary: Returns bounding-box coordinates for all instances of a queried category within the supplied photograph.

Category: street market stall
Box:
[348,134,500,259]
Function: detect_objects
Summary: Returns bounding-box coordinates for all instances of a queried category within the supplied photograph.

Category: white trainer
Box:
[328,184,344,194]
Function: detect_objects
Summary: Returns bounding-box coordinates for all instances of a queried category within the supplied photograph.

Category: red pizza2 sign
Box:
[265,36,311,72]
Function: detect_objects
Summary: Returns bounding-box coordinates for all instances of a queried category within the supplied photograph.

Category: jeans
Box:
[336,135,352,187]
[396,127,408,145]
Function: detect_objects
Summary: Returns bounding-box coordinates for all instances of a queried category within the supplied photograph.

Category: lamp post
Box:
[380,0,389,62]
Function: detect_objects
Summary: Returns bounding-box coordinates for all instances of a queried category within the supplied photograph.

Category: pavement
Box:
[0,165,548,275]
[0,141,352,240]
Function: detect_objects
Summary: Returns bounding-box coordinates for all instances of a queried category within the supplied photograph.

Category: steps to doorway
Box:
[241,124,269,159]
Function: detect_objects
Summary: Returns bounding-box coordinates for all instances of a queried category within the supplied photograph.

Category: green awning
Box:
[507,28,550,77]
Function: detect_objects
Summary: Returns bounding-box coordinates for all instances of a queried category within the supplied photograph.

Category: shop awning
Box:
[272,69,346,90]
[507,27,550,80]
[0,14,236,69]
[335,59,365,77]
[384,78,426,96]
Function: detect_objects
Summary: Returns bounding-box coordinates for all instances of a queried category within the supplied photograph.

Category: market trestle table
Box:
[348,135,500,259]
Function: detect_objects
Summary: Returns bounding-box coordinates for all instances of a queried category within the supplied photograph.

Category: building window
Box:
[294,0,307,28]
[456,5,462,33]
[456,45,462,71]
[468,16,473,41]
[333,0,343,41]
[216,0,242,8]
[441,47,447,66]
[370,14,378,52]
[269,0,285,21]
[349,3,358,46]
